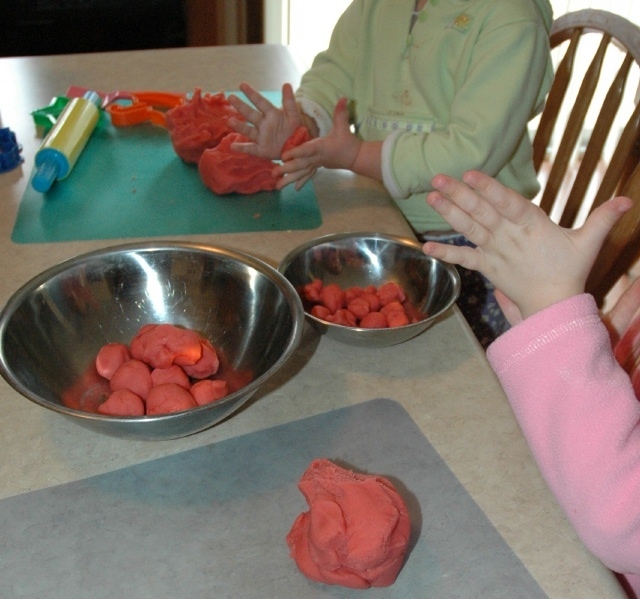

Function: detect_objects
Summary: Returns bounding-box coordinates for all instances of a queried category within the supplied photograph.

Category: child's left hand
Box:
[275,97,362,190]
[421,171,632,321]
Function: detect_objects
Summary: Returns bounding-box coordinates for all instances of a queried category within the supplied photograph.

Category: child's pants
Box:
[418,232,510,349]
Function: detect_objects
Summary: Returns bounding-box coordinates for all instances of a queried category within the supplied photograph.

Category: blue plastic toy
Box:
[0,127,23,173]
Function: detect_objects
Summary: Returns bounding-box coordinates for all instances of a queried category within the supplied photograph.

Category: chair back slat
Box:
[533,30,580,171]
[586,162,640,304]
[539,33,610,214]
[559,52,635,227]
[531,9,640,306]
[592,100,640,211]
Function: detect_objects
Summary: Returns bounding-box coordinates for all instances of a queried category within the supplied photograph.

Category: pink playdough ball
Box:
[95,343,131,380]
[359,312,389,329]
[98,389,145,417]
[110,359,153,399]
[130,323,202,369]
[150,365,191,389]
[146,383,198,415]
[190,379,229,405]
[182,339,220,379]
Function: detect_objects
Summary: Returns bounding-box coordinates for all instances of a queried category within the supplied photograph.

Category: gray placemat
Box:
[0,398,545,598]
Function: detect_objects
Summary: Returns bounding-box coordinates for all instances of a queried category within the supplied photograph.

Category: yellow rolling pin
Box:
[32,90,102,193]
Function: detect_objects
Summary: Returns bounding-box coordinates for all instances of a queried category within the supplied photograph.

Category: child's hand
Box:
[228,82,305,160]
[421,171,632,321]
[275,97,363,190]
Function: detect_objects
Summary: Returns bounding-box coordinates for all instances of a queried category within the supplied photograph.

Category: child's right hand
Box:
[421,171,632,321]
[275,97,364,190]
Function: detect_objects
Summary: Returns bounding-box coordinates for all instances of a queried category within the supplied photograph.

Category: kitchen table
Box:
[0,45,626,598]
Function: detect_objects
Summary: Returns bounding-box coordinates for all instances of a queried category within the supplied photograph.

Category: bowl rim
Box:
[277,231,461,332]
[0,240,306,423]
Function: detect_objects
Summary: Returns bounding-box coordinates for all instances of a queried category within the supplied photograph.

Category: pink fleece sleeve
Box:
[487,294,640,587]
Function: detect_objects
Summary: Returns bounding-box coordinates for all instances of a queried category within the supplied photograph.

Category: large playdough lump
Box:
[286,458,411,589]
[166,88,312,195]
[198,132,280,195]
[165,88,241,164]
[198,126,312,195]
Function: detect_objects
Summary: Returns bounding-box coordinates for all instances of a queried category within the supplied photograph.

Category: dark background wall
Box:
[0,0,264,57]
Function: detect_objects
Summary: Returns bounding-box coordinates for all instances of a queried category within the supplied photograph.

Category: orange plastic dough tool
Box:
[105,91,186,127]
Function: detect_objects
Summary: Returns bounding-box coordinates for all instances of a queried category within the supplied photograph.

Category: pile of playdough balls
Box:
[92,323,230,416]
[300,279,425,328]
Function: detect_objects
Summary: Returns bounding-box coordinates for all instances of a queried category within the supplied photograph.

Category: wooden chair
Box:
[532,9,640,306]
[586,161,640,305]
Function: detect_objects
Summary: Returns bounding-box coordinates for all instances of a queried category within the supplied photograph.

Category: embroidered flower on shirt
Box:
[451,14,472,32]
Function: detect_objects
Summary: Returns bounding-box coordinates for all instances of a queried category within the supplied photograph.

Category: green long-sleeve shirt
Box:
[296,0,554,233]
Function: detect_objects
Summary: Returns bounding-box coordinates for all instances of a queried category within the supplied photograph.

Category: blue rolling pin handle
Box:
[32,148,70,193]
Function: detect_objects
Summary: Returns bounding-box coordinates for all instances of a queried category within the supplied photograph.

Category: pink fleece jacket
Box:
[487,293,640,596]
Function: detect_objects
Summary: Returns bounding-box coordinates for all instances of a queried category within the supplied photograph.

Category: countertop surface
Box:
[0,45,626,597]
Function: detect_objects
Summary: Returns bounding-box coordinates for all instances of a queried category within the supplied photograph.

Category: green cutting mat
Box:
[13,93,322,244]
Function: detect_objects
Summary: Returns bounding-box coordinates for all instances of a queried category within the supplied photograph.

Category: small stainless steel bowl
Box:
[0,242,304,440]
[278,232,460,347]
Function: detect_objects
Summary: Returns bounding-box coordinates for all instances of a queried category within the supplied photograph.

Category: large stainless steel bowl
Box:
[278,232,460,347]
[0,242,304,440]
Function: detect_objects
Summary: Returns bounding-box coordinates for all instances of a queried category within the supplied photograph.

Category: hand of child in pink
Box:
[275,97,362,190]
[228,82,305,160]
[421,171,632,321]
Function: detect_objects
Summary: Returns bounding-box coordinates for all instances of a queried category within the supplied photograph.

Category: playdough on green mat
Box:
[14,90,321,244]
[166,88,312,194]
